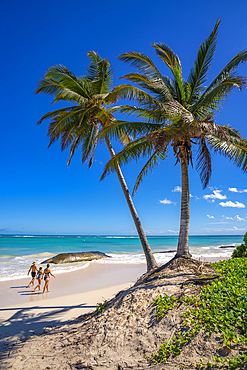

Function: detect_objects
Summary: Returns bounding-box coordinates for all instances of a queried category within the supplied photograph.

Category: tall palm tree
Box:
[100,19,247,258]
[35,51,158,271]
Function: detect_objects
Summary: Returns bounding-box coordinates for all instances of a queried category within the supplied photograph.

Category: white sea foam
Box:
[0,243,237,282]
[104,236,138,239]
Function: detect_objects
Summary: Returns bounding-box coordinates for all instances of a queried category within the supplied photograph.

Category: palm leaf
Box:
[187,19,220,105]
[191,74,247,115]
[120,72,173,101]
[207,133,247,173]
[118,51,168,84]
[204,49,247,94]
[98,120,163,142]
[152,43,185,103]
[100,137,157,180]
[195,138,212,189]
[133,149,167,195]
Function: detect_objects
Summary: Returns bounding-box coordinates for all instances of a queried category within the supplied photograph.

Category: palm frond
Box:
[67,136,82,166]
[196,138,212,189]
[207,134,247,173]
[81,123,99,164]
[90,58,113,95]
[86,51,102,81]
[88,122,100,168]
[120,72,173,101]
[118,51,168,84]
[187,19,220,105]
[98,119,163,142]
[152,43,185,103]
[204,49,247,94]
[191,74,247,115]
[133,149,167,195]
[36,65,90,100]
[37,107,78,125]
[100,137,157,180]
[46,109,84,147]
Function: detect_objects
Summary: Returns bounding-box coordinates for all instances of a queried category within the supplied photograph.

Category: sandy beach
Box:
[0,263,146,356]
[1,255,243,370]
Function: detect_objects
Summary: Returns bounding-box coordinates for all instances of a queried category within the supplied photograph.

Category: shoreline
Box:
[0,256,229,308]
[0,263,146,355]
[0,263,146,308]
[0,257,229,358]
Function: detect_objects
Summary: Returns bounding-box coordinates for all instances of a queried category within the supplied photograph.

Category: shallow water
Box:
[0,234,242,281]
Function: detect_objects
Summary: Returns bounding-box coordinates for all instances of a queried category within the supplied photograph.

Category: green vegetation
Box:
[96,299,109,313]
[151,258,247,367]
[152,294,178,318]
[232,231,247,258]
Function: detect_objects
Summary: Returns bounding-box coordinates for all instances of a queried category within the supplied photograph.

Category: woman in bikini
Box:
[43,264,55,294]
[27,261,38,288]
[34,267,44,292]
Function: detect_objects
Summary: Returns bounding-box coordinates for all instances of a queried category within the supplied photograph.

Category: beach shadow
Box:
[10,286,27,289]
[0,302,97,360]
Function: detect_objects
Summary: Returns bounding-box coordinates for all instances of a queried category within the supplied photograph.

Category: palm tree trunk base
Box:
[174,252,192,259]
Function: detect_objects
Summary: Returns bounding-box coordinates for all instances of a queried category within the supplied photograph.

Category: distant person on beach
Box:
[34,267,44,292]
[43,263,55,294]
[27,261,38,288]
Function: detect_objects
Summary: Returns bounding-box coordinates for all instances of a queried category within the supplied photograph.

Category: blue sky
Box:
[1,0,247,236]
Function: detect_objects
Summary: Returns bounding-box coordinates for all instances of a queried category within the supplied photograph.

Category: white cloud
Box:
[190,194,199,200]
[219,201,245,208]
[167,229,179,234]
[222,215,246,221]
[235,215,246,221]
[203,227,246,232]
[172,186,181,192]
[203,190,227,201]
[222,215,234,220]
[159,199,176,205]
[229,187,247,193]
[207,215,214,219]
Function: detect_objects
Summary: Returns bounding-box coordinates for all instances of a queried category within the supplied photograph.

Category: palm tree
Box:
[35,51,158,271]
[100,19,247,258]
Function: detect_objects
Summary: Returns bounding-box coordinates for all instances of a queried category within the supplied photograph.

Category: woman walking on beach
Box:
[27,261,38,288]
[34,267,43,292]
[43,264,55,294]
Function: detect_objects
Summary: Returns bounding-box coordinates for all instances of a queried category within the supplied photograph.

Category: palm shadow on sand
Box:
[0,302,97,360]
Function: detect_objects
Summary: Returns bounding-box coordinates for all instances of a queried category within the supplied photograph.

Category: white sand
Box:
[0,263,146,351]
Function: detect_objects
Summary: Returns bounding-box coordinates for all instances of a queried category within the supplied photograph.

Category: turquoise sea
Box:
[0,234,243,282]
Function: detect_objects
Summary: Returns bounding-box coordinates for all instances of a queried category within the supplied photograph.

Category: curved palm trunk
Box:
[175,148,192,258]
[105,138,158,271]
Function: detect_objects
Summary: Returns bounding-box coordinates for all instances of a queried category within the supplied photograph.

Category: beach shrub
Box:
[152,258,247,366]
[96,299,108,312]
[232,232,247,258]
[152,294,178,318]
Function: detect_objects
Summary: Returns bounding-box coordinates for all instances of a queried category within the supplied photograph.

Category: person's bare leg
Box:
[43,281,47,294]
[34,279,41,291]
[46,281,50,292]
[43,279,50,293]
[28,278,35,288]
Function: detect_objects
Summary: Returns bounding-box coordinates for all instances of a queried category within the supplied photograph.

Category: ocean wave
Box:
[103,236,139,239]
[0,260,91,282]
